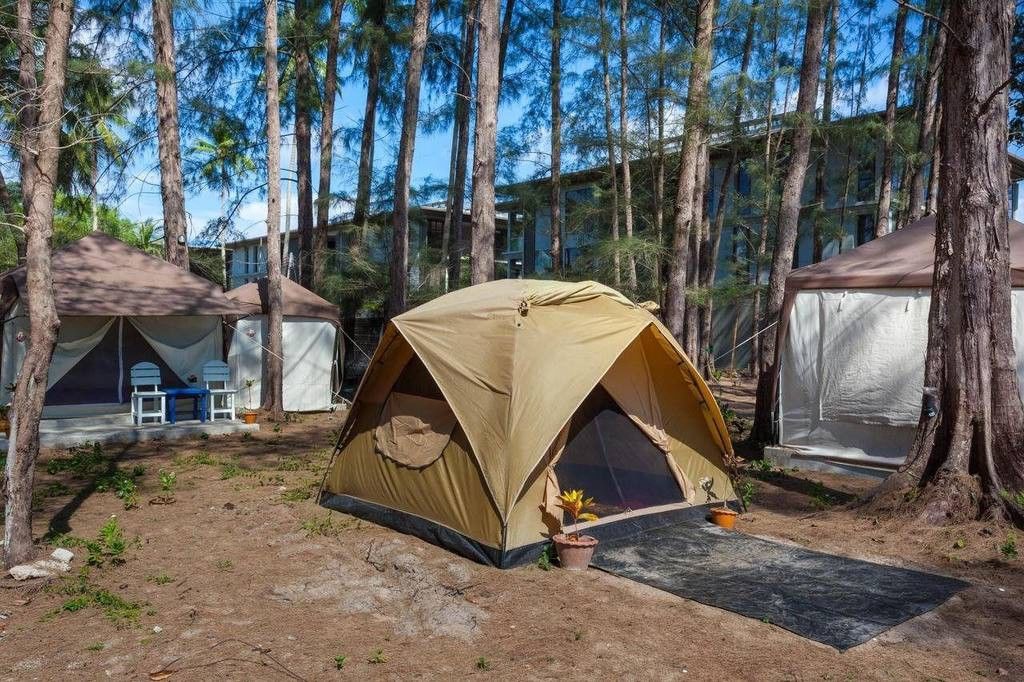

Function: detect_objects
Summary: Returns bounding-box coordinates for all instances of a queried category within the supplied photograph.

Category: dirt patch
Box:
[0,412,1022,680]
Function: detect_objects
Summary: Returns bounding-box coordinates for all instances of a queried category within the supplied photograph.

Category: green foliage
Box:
[95,469,143,510]
[215,559,234,571]
[1001,533,1018,560]
[368,649,387,664]
[86,642,106,651]
[174,451,216,468]
[51,572,143,629]
[301,513,353,537]
[281,487,312,502]
[475,657,492,671]
[952,537,966,550]
[735,477,757,511]
[147,572,174,585]
[47,443,106,477]
[536,544,555,571]
[1000,488,1024,508]
[220,461,243,479]
[159,470,178,493]
[749,458,778,477]
[808,482,836,510]
[333,654,348,670]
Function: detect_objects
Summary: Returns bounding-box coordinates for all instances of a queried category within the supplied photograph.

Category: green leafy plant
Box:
[808,481,836,510]
[159,470,177,493]
[47,443,106,477]
[281,487,312,502]
[147,572,173,585]
[475,657,492,671]
[1001,533,1018,560]
[368,649,387,664]
[50,572,143,628]
[953,536,967,550]
[333,654,347,670]
[735,477,757,511]
[86,642,105,651]
[301,513,352,537]
[536,544,555,571]
[220,462,243,480]
[215,559,234,571]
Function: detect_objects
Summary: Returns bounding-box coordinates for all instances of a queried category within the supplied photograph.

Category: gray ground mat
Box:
[590,519,968,650]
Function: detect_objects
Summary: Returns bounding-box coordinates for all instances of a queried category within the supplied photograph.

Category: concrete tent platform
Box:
[590,513,967,651]
[0,411,258,450]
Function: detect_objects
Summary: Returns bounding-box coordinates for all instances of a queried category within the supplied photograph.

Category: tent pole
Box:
[117,317,124,404]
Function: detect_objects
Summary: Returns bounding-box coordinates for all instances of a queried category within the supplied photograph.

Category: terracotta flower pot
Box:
[552,533,599,570]
[0,416,8,435]
[242,412,258,425]
[710,506,739,530]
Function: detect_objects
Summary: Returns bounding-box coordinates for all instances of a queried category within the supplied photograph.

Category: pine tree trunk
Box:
[684,141,708,358]
[618,0,636,292]
[751,0,828,444]
[701,0,758,374]
[294,0,314,288]
[651,2,666,300]
[4,0,74,569]
[153,0,189,269]
[498,0,516,84]
[442,0,477,291]
[387,0,431,319]
[873,0,1024,526]
[749,0,784,375]
[470,0,499,284]
[352,0,386,243]
[907,13,946,224]
[811,0,837,263]
[875,2,908,237]
[549,0,562,275]
[599,0,621,288]
[262,0,285,420]
[314,0,345,289]
[664,0,715,342]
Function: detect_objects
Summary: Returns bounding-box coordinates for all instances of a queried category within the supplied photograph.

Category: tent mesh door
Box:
[554,385,684,519]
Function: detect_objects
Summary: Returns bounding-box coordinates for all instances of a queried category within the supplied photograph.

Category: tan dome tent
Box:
[226,278,341,412]
[774,216,1024,470]
[321,279,735,567]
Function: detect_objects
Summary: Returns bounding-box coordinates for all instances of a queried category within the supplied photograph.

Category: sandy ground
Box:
[1,412,1022,681]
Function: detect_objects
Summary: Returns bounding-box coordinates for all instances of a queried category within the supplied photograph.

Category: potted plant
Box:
[701,476,738,530]
[241,378,258,424]
[0,403,9,435]
[551,489,600,570]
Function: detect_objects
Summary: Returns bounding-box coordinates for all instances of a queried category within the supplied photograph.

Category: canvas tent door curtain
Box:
[322,279,735,568]
[0,303,223,408]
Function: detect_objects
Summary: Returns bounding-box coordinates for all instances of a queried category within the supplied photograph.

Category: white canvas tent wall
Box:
[776,216,1024,468]
[0,234,243,413]
[226,278,341,412]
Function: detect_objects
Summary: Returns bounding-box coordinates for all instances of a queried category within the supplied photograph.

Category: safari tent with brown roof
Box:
[774,216,1024,470]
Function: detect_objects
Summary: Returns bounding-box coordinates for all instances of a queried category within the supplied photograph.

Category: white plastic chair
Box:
[204,360,237,421]
[130,362,166,426]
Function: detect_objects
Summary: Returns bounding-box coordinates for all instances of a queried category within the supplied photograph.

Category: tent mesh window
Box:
[555,385,684,519]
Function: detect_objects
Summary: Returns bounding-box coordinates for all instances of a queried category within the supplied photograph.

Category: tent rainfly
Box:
[776,216,1024,469]
[0,233,245,411]
[321,279,735,567]
[226,278,341,412]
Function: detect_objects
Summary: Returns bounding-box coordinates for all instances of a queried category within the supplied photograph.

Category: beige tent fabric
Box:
[375,392,458,468]
[226,277,340,323]
[129,316,223,385]
[327,279,736,551]
[600,336,672,452]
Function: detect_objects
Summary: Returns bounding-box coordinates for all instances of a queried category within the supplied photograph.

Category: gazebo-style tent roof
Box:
[226,277,339,323]
[0,232,242,316]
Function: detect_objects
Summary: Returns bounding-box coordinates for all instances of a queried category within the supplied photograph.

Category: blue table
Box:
[164,387,210,424]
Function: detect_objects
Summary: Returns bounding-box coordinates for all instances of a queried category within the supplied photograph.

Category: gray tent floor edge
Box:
[319,493,738,568]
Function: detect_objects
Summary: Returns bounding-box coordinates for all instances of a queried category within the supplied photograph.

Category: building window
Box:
[735,166,751,196]
[856,160,875,203]
[856,214,875,246]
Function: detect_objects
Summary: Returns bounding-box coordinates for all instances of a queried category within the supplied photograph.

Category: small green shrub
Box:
[174,451,216,468]
[147,572,173,585]
[95,468,144,510]
[220,462,243,480]
[281,488,312,502]
[1001,533,1018,560]
[158,470,177,493]
[952,537,966,550]
[46,443,105,477]
[735,477,757,510]
[301,513,352,537]
[86,642,105,651]
[808,481,836,510]
[368,649,387,664]
[1000,488,1024,508]
[749,458,778,477]
[536,544,555,571]
[333,654,347,670]
[215,559,234,571]
[475,657,492,671]
[50,573,142,628]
